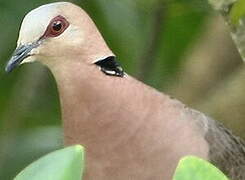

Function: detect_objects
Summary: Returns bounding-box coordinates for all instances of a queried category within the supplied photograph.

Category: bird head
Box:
[5,2,113,72]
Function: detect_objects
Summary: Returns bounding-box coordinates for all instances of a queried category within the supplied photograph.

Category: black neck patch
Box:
[95,56,124,77]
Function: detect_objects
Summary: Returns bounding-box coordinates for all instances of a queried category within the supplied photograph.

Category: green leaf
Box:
[173,156,229,180]
[229,0,245,25]
[14,145,84,180]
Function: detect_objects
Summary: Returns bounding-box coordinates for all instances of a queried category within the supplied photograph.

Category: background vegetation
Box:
[0,0,244,179]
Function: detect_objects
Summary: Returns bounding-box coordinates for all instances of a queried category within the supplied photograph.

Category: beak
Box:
[5,41,40,73]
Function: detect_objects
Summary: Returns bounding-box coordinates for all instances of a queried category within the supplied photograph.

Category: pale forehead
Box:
[18,2,68,45]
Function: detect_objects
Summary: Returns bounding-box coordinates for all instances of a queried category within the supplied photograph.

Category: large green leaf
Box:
[14,145,84,180]
[173,156,229,180]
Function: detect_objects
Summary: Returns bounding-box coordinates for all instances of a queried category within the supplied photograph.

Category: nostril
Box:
[14,45,27,55]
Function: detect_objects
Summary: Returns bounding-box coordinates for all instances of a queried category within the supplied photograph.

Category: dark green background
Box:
[0,0,244,179]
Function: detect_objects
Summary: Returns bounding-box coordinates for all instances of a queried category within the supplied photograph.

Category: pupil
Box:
[52,21,62,31]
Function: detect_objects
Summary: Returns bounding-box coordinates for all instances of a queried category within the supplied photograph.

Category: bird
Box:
[5,2,245,180]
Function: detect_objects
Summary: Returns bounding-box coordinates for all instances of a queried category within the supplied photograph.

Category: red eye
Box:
[51,20,63,32]
[40,15,70,39]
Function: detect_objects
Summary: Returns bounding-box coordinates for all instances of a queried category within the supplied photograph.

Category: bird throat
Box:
[95,56,124,77]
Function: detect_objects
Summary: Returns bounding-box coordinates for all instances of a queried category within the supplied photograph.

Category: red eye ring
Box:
[40,15,70,39]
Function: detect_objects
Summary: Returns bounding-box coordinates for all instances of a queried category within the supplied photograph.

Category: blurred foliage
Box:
[0,0,244,179]
[174,156,228,180]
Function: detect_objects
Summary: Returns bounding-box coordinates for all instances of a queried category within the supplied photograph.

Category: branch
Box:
[209,0,245,61]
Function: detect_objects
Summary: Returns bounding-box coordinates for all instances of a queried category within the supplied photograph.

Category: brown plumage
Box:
[5,2,245,179]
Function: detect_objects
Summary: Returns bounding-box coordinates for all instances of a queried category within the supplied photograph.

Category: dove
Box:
[5,2,245,180]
